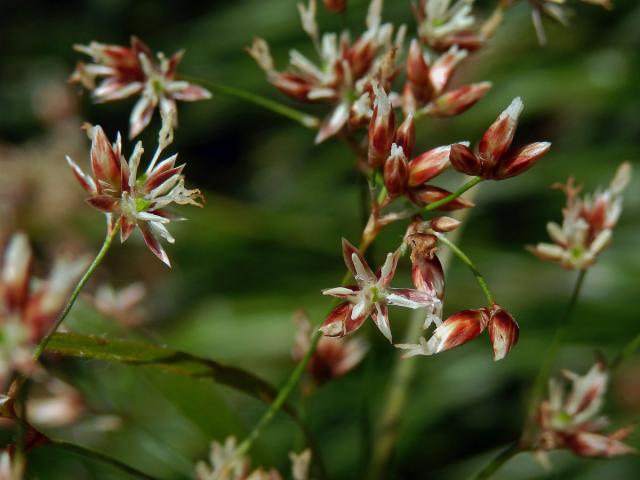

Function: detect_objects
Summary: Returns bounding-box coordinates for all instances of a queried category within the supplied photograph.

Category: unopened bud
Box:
[368,84,396,168]
[407,144,455,187]
[488,306,519,361]
[407,39,433,104]
[323,0,346,12]
[478,97,523,169]
[430,82,492,117]
[394,114,415,158]
[384,144,409,197]
[408,185,475,210]
[430,216,461,233]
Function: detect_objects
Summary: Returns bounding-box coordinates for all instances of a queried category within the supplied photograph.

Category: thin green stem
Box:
[434,232,495,306]
[234,329,323,456]
[424,176,482,212]
[48,440,157,479]
[471,442,525,480]
[32,226,119,360]
[520,268,587,444]
[179,75,320,129]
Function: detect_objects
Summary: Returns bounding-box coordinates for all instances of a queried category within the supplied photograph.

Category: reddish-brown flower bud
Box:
[322,0,346,13]
[430,82,492,117]
[427,308,490,354]
[394,114,415,158]
[407,234,444,299]
[407,145,453,187]
[478,97,523,170]
[495,142,551,179]
[449,143,482,176]
[488,306,519,361]
[407,39,433,103]
[383,144,409,197]
[429,216,461,233]
[368,86,396,169]
[408,186,475,211]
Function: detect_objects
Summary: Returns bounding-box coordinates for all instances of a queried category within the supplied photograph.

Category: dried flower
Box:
[536,362,635,464]
[528,162,631,270]
[70,36,211,138]
[293,311,367,385]
[414,0,482,51]
[449,97,551,180]
[66,109,204,266]
[0,233,88,389]
[248,0,405,143]
[94,282,146,327]
[402,39,491,117]
[321,239,440,342]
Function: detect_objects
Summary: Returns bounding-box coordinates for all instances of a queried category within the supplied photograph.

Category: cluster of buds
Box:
[70,36,211,138]
[370,86,475,210]
[413,0,482,52]
[396,230,519,361]
[248,0,405,143]
[0,233,88,390]
[528,162,631,270]
[320,239,441,343]
[66,108,204,266]
[535,362,635,464]
[196,437,311,480]
[449,97,551,180]
[401,39,491,117]
[293,311,367,385]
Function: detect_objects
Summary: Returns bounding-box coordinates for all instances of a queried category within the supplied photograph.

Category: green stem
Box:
[32,225,119,360]
[48,440,157,479]
[434,232,495,306]
[471,442,524,480]
[424,176,482,212]
[179,75,320,129]
[520,268,587,444]
[234,329,323,457]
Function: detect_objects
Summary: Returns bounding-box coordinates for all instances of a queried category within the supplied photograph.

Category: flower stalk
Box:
[433,231,495,305]
[179,75,321,129]
[32,225,120,360]
[520,268,587,444]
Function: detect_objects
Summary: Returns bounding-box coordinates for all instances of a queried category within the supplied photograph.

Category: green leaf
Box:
[45,332,291,414]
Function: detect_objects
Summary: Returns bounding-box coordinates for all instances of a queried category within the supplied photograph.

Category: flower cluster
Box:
[66,109,204,266]
[293,311,367,385]
[528,162,631,270]
[196,437,311,480]
[321,239,441,343]
[396,231,519,361]
[370,86,475,209]
[248,0,405,143]
[413,0,482,52]
[535,362,635,464]
[70,36,211,138]
[0,233,88,389]
[449,97,551,180]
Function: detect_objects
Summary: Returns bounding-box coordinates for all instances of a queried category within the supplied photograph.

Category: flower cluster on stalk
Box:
[66,108,204,266]
[248,0,405,143]
[528,162,631,270]
[535,362,635,465]
[0,233,88,390]
[70,36,211,138]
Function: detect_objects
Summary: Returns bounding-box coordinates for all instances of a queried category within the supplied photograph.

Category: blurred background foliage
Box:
[0,0,639,478]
